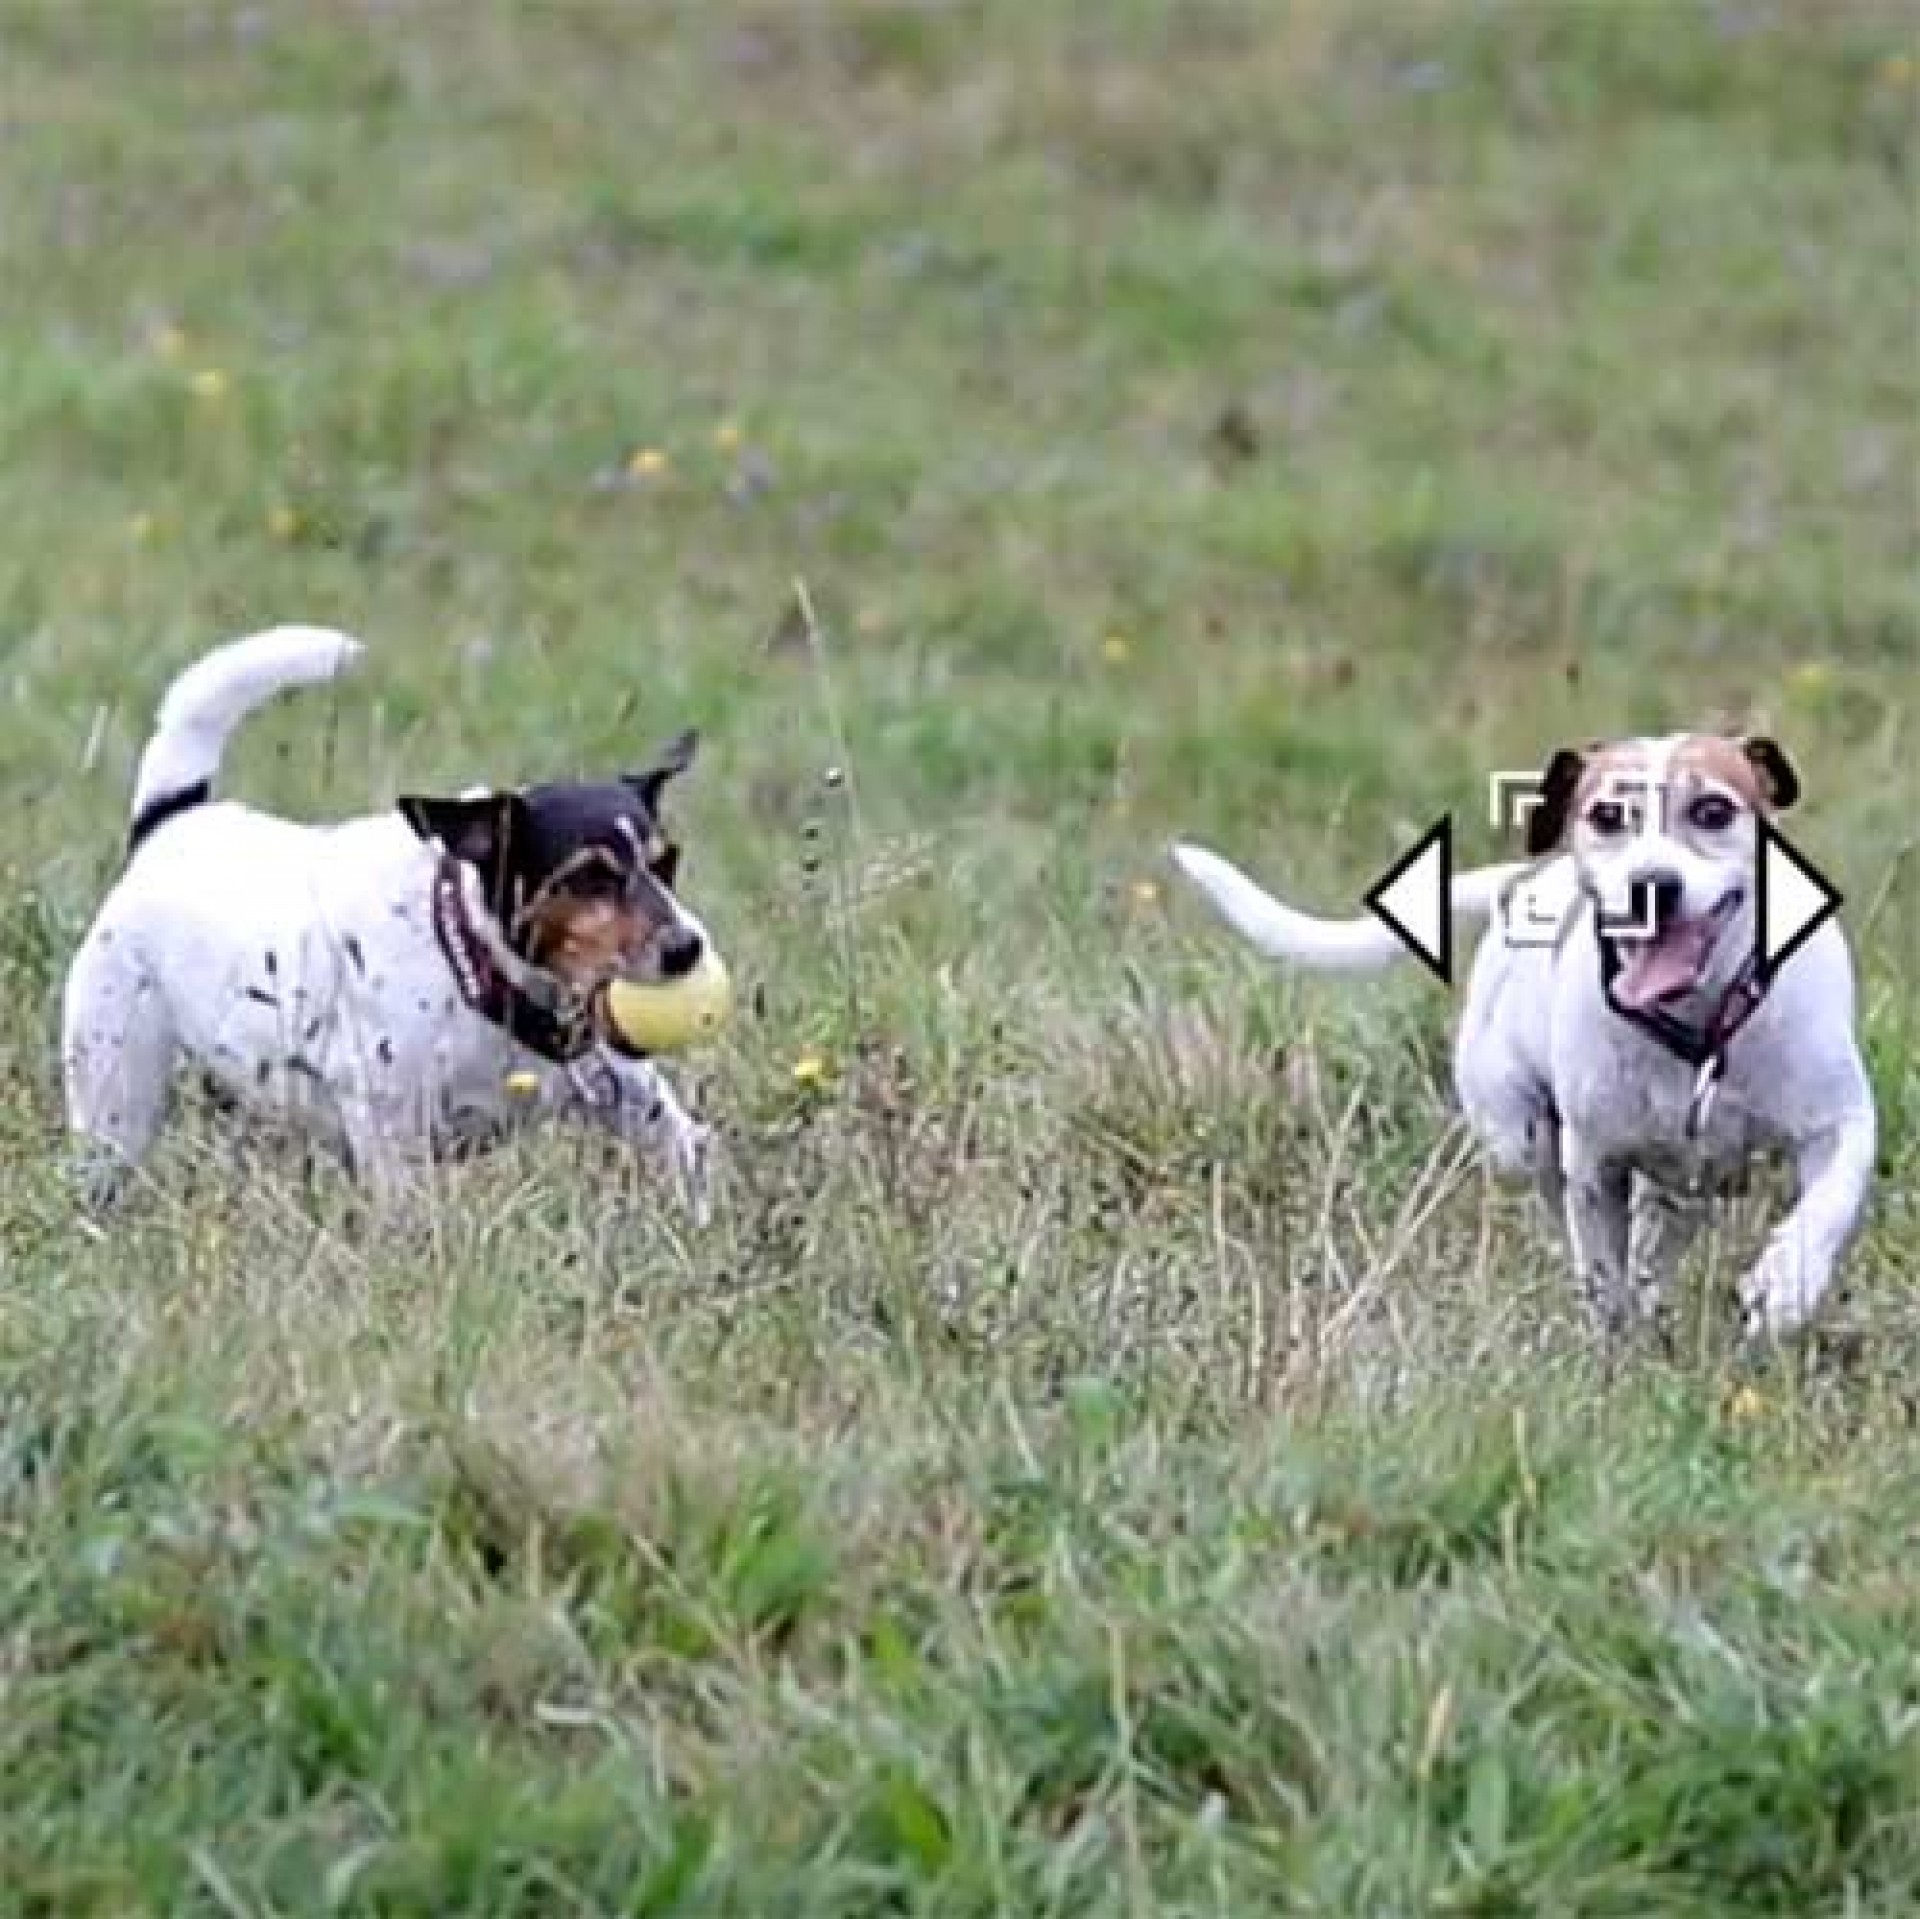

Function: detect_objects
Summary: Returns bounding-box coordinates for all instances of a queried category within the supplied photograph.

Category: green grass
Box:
[3,1,1918,1910]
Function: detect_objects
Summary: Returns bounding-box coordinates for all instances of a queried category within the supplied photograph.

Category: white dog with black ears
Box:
[62,626,717,1212]
[1172,732,1876,1342]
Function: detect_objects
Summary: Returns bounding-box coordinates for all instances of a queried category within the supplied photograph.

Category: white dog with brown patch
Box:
[1172,734,1876,1342]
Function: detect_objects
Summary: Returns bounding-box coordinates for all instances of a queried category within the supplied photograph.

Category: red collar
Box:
[1596,927,1770,1072]
[430,855,594,1063]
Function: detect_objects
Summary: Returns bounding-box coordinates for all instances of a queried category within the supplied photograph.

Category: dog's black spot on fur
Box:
[376,1037,395,1065]
[264,950,279,975]
[199,1073,242,1115]
[246,987,278,1007]
[288,1056,324,1083]
[344,935,367,975]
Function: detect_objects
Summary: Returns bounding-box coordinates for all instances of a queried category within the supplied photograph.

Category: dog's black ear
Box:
[1524,746,1590,856]
[1743,736,1800,811]
[625,729,699,811]
[397,791,525,872]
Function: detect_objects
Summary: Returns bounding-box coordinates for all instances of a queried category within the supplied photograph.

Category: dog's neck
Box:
[430,854,597,1064]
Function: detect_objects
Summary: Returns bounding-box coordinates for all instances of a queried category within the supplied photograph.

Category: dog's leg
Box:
[592,1056,714,1225]
[60,929,180,1209]
[1560,1129,1634,1335]
[1457,1062,1565,1242]
[1626,1180,1703,1338]
[1738,1111,1876,1341]
[334,1090,432,1214]
[1527,1114,1568,1246]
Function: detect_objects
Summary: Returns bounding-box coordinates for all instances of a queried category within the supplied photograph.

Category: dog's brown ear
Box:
[1743,737,1800,811]
[397,791,524,870]
[625,729,699,812]
[1524,746,1590,856]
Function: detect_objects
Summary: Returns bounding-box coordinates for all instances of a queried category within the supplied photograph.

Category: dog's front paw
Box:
[1737,1238,1825,1344]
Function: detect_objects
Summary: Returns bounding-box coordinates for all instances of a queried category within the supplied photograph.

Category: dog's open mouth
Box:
[1610,889,1744,1011]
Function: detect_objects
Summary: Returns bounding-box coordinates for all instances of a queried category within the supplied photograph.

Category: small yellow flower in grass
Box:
[267,504,300,541]
[627,445,669,479]
[1727,1384,1767,1423]
[188,368,229,403]
[1130,878,1161,909]
[504,1070,542,1099]
[1786,661,1832,700]
[713,419,744,451]
[1101,633,1132,665]
[790,1050,830,1089]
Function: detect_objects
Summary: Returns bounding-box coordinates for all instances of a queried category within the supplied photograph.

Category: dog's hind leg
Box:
[60,925,179,1208]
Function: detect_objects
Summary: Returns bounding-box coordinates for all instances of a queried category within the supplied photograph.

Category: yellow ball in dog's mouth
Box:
[600,949,733,1056]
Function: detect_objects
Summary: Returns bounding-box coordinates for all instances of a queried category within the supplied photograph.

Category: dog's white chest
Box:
[1559,1031,1770,1180]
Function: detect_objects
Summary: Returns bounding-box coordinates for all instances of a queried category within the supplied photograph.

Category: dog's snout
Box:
[658,925,703,979]
[1632,870,1686,925]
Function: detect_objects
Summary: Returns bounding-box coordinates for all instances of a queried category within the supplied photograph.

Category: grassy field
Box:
[2,1,1918,1911]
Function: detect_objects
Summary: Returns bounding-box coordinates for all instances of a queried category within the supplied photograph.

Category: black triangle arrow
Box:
[1756,819,1843,979]
[1363,814,1453,986]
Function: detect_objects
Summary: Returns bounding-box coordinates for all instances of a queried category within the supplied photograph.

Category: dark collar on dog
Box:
[1595,923,1770,1073]
[431,854,594,1064]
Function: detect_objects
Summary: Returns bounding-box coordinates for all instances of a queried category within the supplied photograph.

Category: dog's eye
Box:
[1690,794,1737,833]
[1586,800,1628,836]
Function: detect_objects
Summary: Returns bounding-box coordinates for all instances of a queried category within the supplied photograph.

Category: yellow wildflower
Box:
[188,368,228,402]
[791,1051,830,1088]
[627,446,669,479]
[1101,633,1131,665]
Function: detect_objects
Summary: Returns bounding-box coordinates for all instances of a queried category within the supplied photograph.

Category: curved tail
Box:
[128,626,364,851]
[1170,839,1523,972]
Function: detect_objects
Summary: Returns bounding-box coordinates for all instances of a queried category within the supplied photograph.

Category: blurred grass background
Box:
[1,3,1917,1911]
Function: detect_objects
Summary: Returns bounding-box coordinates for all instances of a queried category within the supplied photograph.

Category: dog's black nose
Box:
[658,926,703,978]
[1636,871,1686,924]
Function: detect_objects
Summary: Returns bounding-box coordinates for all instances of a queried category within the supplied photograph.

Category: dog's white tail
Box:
[1170,840,1523,972]
[128,626,364,849]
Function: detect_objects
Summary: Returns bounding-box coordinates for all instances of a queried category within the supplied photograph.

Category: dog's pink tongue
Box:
[1614,920,1715,1010]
